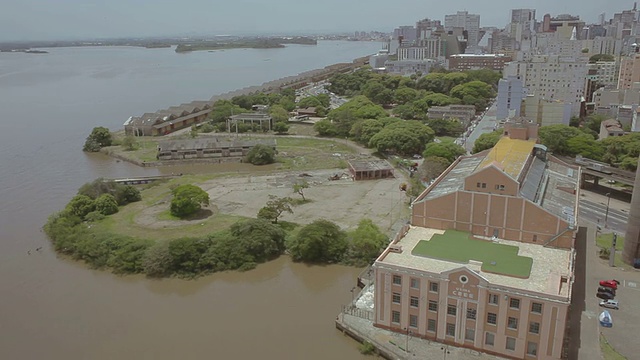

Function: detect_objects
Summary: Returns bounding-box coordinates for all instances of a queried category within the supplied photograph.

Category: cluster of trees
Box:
[327,68,500,114]
[44,179,391,277]
[83,127,113,152]
[170,184,210,218]
[65,179,142,221]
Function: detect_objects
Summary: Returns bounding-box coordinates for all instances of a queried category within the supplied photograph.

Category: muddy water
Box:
[0,42,380,359]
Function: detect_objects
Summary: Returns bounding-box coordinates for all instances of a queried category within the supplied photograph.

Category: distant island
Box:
[175,37,317,53]
[0,49,48,54]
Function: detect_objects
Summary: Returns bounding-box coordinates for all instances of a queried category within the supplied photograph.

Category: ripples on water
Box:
[0,41,379,359]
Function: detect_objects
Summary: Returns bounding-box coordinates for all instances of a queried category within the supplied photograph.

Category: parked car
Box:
[596,291,615,300]
[600,280,620,290]
[598,286,616,295]
[599,299,619,310]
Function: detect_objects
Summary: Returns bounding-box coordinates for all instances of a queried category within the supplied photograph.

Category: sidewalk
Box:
[336,313,506,360]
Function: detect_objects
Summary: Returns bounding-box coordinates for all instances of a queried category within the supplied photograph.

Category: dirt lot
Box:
[199,168,409,231]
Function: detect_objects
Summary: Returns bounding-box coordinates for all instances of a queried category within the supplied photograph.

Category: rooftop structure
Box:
[347,160,394,181]
[156,138,276,161]
[124,100,212,136]
[448,54,512,71]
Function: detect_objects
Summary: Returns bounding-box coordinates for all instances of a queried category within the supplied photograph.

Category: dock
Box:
[107,174,182,185]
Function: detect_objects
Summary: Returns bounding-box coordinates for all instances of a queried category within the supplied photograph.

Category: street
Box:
[463,101,498,153]
[579,198,628,233]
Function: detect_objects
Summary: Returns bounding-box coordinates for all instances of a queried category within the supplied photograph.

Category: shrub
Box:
[200,123,215,133]
[94,194,119,215]
[286,219,348,263]
[245,144,276,165]
[170,184,210,218]
[65,195,95,219]
[142,241,173,277]
[359,341,376,355]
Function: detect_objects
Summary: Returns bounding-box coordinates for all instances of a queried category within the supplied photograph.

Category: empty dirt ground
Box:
[199,168,410,231]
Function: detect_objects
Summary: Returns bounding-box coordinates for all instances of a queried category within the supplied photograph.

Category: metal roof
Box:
[478,137,536,179]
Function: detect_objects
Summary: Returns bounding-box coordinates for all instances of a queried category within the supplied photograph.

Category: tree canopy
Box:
[245,144,276,165]
[347,219,388,266]
[369,120,435,156]
[286,219,348,263]
[422,142,466,163]
[170,184,210,218]
[472,130,502,154]
[83,127,113,152]
[257,195,293,224]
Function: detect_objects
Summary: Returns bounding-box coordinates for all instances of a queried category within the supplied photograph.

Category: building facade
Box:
[156,138,276,161]
[427,105,477,126]
[523,95,572,127]
[398,39,447,61]
[373,123,579,359]
[124,101,212,136]
[618,54,640,89]
[445,11,481,48]
[448,54,512,71]
[496,76,525,120]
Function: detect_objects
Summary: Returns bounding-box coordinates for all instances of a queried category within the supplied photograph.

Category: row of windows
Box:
[392,275,438,293]
[485,332,538,356]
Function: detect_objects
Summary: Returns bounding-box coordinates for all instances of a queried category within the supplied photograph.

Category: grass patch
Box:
[600,333,627,360]
[291,198,313,206]
[596,233,625,251]
[359,341,376,355]
[412,230,533,278]
[436,136,456,143]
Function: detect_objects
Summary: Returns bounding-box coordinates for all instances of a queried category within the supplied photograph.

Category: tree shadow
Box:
[180,208,213,221]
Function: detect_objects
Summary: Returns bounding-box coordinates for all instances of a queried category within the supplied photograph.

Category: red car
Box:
[599,280,620,290]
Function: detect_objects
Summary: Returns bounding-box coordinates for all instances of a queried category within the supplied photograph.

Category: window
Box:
[428,319,437,332]
[410,314,418,328]
[495,184,505,190]
[392,311,401,324]
[482,183,487,188]
[393,275,402,285]
[429,281,438,293]
[485,332,495,346]
[508,317,518,330]
[506,337,516,351]
[410,278,419,289]
[446,323,456,337]
[527,341,538,356]
[465,328,475,341]
[410,296,419,308]
[529,321,540,334]
[487,312,497,325]
[466,308,477,320]
[392,293,401,304]
[533,234,537,242]
[531,302,543,314]
[476,182,481,188]
[488,294,499,305]
[509,297,520,309]
[447,304,457,316]
[428,300,438,312]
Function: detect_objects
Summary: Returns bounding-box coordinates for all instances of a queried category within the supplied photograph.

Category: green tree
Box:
[209,100,246,123]
[392,104,416,119]
[369,120,435,155]
[394,87,418,104]
[298,96,322,109]
[83,126,112,152]
[419,156,452,182]
[94,194,119,215]
[566,133,604,159]
[584,114,606,133]
[422,142,466,163]
[121,135,138,151]
[286,219,348,263]
[231,94,254,109]
[65,195,95,219]
[273,121,289,134]
[278,97,297,112]
[168,237,212,275]
[190,124,198,138]
[416,73,447,93]
[589,54,615,63]
[269,105,290,123]
[472,130,502,153]
[538,124,584,155]
[246,144,276,165]
[314,119,338,136]
[450,81,495,111]
[170,184,210,218]
[350,119,384,145]
[257,195,293,224]
[465,69,502,86]
[230,218,286,261]
[293,180,309,201]
[347,219,388,265]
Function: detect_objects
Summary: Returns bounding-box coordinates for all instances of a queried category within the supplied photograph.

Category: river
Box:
[0,41,381,359]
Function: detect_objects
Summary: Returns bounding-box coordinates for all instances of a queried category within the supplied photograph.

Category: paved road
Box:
[579,199,629,234]
[464,101,497,153]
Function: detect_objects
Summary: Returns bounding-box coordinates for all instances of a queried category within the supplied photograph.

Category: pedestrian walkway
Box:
[336,313,506,360]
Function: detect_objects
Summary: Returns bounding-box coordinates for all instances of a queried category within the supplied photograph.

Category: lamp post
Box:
[350,286,356,307]
[604,192,612,228]
[441,345,451,360]
[404,328,412,352]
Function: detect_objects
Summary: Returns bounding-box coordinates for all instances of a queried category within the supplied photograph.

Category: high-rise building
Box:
[416,18,442,39]
[496,76,525,120]
[445,11,481,48]
[623,157,640,267]
[510,9,536,32]
[503,55,588,115]
[618,53,640,89]
[393,26,417,45]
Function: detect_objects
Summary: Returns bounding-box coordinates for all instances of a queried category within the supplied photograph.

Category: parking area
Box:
[580,224,640,359]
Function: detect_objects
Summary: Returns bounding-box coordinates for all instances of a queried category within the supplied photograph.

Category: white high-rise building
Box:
[510,9,536,32]
[445,11,481,48]
[496,76,525,120]
[504,55,588,115]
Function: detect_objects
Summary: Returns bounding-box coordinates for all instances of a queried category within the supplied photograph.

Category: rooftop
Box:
[478,137,536,179]
[411,230,533,278]
[379,226,572,298]
[348,160,394,172]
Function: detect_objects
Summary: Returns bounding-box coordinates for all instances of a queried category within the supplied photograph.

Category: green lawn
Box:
[411,230,533,278]
[600,334,627,360]
[596,232,625,251]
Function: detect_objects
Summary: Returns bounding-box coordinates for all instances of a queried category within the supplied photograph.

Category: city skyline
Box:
[0,0,634,42]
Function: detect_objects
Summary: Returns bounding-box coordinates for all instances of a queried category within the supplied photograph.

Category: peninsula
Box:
[175,37,317,53]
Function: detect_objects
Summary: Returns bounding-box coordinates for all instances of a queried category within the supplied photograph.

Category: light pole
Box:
[441,345,451,360]
[350,286,357,307]
[404,328,412,352]
[604,192,612,228]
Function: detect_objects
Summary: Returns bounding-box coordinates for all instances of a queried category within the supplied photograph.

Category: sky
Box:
[0,0,635,42]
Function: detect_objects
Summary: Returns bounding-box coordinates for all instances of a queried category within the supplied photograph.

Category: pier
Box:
[108,174,182,185]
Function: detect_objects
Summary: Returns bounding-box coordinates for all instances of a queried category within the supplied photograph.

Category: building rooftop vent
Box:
[388,245,403,253]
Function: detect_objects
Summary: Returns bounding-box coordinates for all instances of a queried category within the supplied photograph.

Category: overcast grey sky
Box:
[0,0,633,41]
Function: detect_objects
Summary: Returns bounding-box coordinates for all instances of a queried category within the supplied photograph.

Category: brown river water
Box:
[0,42,381,359]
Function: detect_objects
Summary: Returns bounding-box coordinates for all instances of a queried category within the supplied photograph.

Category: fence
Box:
[341,305,374,321]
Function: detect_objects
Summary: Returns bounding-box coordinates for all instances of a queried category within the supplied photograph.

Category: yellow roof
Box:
[477,137,536,179]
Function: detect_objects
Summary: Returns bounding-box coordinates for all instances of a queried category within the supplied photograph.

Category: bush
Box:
[286,219,348,263]
[245,144,276,165]
[359,341,376,355]
[83,126,112,152]
[78,179,141,206]
[170,184,210,218]
[94,194,119,215]
[142,241,173,277]
[200,123,215,133]
[65,195,95,219]
[85,211,106,222]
